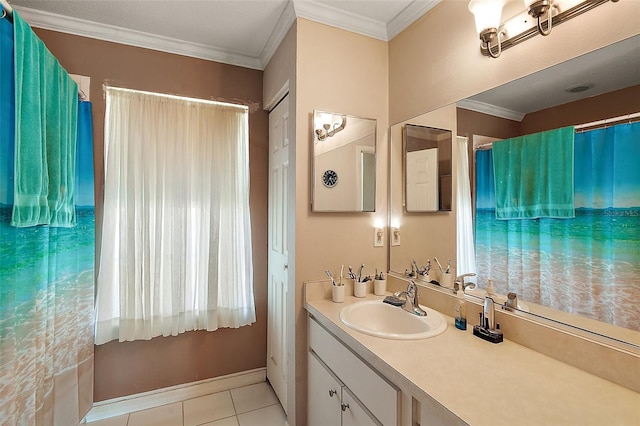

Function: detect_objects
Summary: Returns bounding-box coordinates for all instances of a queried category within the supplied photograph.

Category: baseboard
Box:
[83,367,267,422]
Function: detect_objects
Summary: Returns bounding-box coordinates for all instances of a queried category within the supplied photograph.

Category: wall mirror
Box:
[404,124,452,212]
[312,110,376,212]
[389,35,640,349]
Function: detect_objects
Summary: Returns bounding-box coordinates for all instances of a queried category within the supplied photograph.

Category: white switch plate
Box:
[391,227,401,246]
[373,228,384,247]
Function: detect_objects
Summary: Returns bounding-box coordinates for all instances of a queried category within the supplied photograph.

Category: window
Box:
[95,87,255,344]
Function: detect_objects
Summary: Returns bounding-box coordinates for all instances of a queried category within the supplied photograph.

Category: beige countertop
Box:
[305,288,640,426]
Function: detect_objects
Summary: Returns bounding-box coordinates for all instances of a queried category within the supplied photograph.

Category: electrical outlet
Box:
[391,227,401,246]
[374,228,384,247]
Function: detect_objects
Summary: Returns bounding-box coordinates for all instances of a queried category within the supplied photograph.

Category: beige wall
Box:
[389,0,640,125]
[33,28,270,402]
[293,18,390,425]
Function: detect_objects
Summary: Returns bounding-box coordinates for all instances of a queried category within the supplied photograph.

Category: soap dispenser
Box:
[486,279,495,298]
[454,284,467,330]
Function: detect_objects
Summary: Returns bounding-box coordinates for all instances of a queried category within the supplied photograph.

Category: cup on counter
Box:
[354,280,367,298]
[440,272,453,289]
[418,272,430,283]
[332,285,345,303]
[373,279,387,296]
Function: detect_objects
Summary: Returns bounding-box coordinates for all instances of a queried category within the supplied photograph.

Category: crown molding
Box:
[14,1,440,71]
[260,1,297,69]
[293,0,388,41]
[387,0,441,40]
[457,99,525,122]
[14,6,263,70]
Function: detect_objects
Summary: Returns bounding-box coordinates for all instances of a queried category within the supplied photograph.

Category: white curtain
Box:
[456,136,476,280]
[95,87,255,344]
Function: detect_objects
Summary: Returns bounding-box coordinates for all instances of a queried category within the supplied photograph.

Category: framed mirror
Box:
[403,124,452,212]
[312,110,376,212]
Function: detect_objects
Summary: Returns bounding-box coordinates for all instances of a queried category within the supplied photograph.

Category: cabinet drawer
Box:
[309,316,399,426]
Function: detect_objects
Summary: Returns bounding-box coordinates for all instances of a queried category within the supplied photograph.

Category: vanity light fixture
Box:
[315,114,347,141]
[469,0,618,58]
[524,0,555,36]
[468,0,506,58]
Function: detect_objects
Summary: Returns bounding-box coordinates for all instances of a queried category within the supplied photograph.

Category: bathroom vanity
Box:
[305,280,640,425]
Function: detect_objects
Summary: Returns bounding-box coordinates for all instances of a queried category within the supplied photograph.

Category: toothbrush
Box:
[325,269,336,286]
[434,257,444,274]
[358,263,364,283]
[340,265,344,286]
[348,266,356,280]
[412,259,420,273]
[445,259,451,274]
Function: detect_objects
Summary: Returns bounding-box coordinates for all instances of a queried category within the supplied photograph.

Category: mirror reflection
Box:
[404,125,452,212]
[312,110,376,212]
[389,36,640,346]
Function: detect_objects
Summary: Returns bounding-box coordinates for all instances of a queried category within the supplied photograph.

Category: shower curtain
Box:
[475,122,640,331]
[0,9,95,424]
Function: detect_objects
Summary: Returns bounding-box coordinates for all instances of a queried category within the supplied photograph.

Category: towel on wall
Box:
[0,10,14,206]
[11,9,78,227]
[492,126,575,219]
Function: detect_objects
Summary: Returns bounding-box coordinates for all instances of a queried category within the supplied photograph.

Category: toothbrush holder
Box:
[440,272,453,289]
[373,278,387,296]
[332,285,345,303]
[353,279,367,298]
[418,272,430,283]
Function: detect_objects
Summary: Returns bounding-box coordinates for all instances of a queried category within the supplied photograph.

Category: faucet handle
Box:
[455,273,476,292]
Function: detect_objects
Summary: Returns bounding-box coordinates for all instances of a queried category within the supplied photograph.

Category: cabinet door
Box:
[308,352,342,426]
[341,387,380,426]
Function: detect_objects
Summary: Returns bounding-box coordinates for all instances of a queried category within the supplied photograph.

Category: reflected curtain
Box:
[456,136,476,280]
[0,9,95,423]
[475,123,640,331]
[95,87,256,344]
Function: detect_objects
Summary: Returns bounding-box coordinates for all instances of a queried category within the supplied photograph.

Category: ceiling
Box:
[8,0,441,70]
[5,0,639,119]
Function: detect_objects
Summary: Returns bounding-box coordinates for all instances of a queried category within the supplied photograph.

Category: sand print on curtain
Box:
[475,122,640,331]
[0,10,95,424]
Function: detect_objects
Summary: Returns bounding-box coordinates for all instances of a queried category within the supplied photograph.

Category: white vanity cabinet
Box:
[308,315,400,425]
[308,352,378,426]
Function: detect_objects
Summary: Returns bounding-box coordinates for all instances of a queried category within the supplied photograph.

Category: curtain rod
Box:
[573,111,640,130]
[0,0,12,19]
[475,111,640,150]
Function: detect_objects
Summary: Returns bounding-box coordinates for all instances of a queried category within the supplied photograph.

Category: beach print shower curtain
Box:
[0,10,95,424]
[475,122,640,331]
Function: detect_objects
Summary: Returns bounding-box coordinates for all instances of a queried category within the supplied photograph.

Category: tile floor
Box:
[87,382,286,426]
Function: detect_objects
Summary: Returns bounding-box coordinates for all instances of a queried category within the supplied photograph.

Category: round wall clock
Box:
[322,169,338,188]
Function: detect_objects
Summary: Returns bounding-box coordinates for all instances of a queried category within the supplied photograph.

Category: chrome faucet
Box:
[454,273,476,292]
[395,281,427,317]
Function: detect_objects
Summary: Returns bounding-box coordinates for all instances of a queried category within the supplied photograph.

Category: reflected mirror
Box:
[404,125,452,212]
[312,110,376,212]
[389,35,640,347]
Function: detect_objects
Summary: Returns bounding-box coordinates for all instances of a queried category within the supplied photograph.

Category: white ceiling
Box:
[9,0,440,70]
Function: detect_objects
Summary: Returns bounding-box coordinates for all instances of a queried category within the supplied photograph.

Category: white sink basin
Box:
[339,300,447,340]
